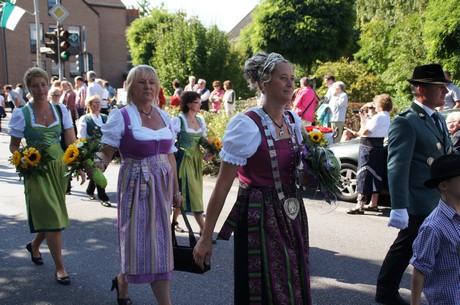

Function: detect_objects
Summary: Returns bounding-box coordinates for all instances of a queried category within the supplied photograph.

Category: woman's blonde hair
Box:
[125,65,160,105]
[48,86,61,99]
[24,67,49,88]
[374,94,393,112]
[85,95,101,113]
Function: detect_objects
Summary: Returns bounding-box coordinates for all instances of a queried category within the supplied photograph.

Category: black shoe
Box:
[347,207,364,215]
[173,222,186,233]
[375,294,409,305]
[100,200,111,207]
[26,242,43,265]
[363,205,379,212]
[111,276,132,305]
[87,194,96,200]
[55,272,71,285]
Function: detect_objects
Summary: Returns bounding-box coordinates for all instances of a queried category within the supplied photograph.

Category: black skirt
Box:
[356,137,386,198]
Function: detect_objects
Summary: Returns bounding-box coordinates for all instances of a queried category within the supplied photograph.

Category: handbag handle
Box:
[299,95,316,118]
[171,206,198,248]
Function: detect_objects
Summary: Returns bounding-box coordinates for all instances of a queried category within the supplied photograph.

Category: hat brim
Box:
[407,78,449,85]
[424,170,460,188]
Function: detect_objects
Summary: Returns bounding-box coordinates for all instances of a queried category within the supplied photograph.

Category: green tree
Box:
[423,0,460,79]
[354,0,428,102]
[126,9,251,98]
[239,0,356,74]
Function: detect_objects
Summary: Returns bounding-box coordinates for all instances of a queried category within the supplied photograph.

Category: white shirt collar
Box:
[414,100,436,117]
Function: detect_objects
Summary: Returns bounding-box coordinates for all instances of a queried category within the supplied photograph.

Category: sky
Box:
[120,0,260,32]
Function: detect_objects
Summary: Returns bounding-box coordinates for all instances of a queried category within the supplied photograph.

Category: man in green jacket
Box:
[375,64,454,305]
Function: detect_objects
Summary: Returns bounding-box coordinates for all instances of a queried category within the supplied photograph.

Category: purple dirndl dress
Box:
[117,108,174,283]
[219,111,312,305]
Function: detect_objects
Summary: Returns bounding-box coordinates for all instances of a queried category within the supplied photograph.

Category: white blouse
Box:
[9,102,73,138]
[220,107,303,166]
[365,111,391,138]
[171,113,207,137]
[101,103,176,153]
[77,113,105,138]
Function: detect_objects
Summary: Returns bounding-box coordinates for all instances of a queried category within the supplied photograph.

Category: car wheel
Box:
[336,162,358,202]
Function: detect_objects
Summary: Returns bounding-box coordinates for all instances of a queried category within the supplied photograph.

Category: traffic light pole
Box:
[57,22,63,80]
[34,0,41,68]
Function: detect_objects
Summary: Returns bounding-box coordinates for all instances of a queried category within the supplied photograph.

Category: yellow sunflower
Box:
[62,144,80,164]
[309,131,324,144]
[11,151,22,166]
[24,147,42,166]
[213,139,222,150]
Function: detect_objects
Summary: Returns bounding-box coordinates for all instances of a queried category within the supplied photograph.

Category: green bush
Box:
[313,58,386,103]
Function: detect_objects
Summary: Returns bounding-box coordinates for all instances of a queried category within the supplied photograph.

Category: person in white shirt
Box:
[441,70,460,110]
[85,71,104,106]
[14,84,26,107]
[329,81,348,143]
[96,78,110,114]
[184,75,197,92]
[323,74,335,103]
[196,79,210,111]
[347,94,392,214]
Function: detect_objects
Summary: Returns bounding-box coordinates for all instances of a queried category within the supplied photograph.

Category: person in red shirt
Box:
[293,77,318,127]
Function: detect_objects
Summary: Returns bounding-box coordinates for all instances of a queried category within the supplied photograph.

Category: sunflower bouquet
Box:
[300,129,342,203]
[9,144,53,178]
[62,137,107,188]
[199,137,222,155]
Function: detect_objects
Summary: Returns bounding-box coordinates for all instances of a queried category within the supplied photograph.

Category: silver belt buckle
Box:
[283,198,300,220]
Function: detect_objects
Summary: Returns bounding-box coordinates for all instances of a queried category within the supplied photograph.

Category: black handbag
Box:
[171,206,210,274]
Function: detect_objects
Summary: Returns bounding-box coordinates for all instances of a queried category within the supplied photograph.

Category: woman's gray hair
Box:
[334,81,346,92]
[125,65,160,104]
[243,52,291,92]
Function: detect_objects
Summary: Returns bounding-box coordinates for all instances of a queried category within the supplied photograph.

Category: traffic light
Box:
[44,29,59,62]
[88,53,94,70]
[59,28,70,62]
[75,53,84,73]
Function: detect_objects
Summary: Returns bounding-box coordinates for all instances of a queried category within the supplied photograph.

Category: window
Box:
[29,23,44,53]
[48,0,58,11]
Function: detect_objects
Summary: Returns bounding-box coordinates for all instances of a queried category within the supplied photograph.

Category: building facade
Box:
[0,0,136,88]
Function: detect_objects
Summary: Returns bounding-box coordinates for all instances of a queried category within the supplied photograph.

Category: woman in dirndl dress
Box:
[9,67,84,286]
[171,91,213,234]
[347,94,393,215]
[77,94,111,207]
[194,52,312,305]
[96,65,182,305]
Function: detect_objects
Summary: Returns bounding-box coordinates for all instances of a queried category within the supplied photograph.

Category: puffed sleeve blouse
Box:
[220,108,303,166]
[171,113,208,138]
[101,103,177,154]
[9,102,73,138]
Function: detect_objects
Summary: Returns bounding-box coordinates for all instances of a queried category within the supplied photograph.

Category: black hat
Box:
[424,155,460,188]
[407,64,449,85]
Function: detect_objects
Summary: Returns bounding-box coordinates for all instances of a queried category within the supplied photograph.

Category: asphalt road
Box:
[0,115,427,305]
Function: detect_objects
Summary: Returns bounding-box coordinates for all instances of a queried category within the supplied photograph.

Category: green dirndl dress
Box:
[176,116,205,213]
[22,105,69,232]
